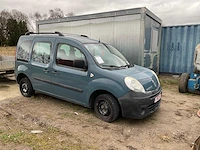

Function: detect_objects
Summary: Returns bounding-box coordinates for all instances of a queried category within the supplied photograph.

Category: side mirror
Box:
[73,59,87,70]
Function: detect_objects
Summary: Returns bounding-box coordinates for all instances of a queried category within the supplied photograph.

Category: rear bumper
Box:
[118,88,162,119]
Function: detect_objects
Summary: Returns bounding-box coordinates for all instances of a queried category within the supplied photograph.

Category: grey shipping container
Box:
[160,24,200,74]
[37,7,162,72]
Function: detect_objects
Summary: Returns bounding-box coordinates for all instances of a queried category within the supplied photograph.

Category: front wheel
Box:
[94,94,120,122]
[19,77,35,97]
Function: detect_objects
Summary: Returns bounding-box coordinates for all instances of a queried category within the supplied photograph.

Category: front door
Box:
[51,39,89,105]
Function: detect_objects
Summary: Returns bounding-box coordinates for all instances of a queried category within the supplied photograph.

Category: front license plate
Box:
[154,93,161,103]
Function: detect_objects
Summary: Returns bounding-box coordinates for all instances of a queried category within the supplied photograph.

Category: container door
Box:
[151,28,159,72]
[144,15,161,72]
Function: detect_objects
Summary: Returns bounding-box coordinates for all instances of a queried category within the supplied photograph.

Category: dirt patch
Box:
[0,75,199,150]
[0,77,20,101]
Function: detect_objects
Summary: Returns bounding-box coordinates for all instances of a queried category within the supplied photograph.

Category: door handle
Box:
[43,68,49,73]
[52,70,59,75]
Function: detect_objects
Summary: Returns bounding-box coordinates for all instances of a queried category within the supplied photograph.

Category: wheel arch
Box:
[16,73,29,84]
[89,90,121,113]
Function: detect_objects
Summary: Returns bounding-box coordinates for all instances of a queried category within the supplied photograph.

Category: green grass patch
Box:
[158,75,179,89]
[0,126,93,150]
[0,132,24,143]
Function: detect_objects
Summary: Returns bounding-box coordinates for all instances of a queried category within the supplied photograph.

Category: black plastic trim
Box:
[34,77,83,93]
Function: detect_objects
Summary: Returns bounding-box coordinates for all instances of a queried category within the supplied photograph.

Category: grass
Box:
[0,132,24,143]
[0,125,93,150]
[158,75,179,89]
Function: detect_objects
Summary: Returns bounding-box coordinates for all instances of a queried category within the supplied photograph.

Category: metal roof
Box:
[37,7,162,26]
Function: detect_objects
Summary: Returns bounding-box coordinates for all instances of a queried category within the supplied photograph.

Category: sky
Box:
[1,0,200,26]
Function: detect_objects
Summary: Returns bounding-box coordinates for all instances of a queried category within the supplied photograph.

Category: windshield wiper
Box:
[101,64,133,69]
[101,64,121,68]
[120,64,134,68]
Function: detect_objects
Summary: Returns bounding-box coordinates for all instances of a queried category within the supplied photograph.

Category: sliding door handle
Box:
[43,68,49,73]
[52,70,59,75]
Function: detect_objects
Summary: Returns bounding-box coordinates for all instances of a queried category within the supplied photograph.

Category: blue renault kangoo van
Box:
[15,32,162,122]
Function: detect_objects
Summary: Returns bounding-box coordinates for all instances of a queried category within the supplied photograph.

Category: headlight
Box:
[151,70,160,85]
[124,77,145,93]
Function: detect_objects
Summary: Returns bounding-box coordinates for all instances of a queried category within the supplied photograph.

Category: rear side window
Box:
[17,40,32,61]
[32,42,51,64]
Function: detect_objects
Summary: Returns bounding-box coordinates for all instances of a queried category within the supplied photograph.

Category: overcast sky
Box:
[1,0,200,26]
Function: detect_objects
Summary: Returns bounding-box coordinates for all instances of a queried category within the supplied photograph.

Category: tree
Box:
[48,8,64,19]
[7,18,18,46]
[11,9,32,31]
[7,18,28,46]
[30,12,43,22]
[11,9,29,23]
[30,8,76,22]
[66,12,75,17]
[0,10,11,45]
[0,9,29,46]
[42,14,48,20]
[29,8,75,32]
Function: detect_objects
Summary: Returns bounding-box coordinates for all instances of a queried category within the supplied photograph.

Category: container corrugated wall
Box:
[160,25,200,74]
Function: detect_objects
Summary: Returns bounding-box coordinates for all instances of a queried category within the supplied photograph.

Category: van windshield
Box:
[84,43,131,69]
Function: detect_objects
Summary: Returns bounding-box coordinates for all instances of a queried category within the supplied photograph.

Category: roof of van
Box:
[64,34,99,44]
[23,32,99,44]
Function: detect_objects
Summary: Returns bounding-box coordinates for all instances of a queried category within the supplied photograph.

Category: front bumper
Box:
[118,87,162,119]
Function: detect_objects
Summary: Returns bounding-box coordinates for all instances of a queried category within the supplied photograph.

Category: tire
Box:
[179,73,189,93]
[194,67,200,74]
[19,77,35,97]
[94,94,119,122]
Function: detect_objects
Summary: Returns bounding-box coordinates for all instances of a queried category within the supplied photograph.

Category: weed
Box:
[0,132,24,143]
[0,129,4,134]
[158,75,179,89]
[0,125,93,150]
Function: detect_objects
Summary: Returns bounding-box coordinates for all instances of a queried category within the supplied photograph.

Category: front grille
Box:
[148,101,160,112]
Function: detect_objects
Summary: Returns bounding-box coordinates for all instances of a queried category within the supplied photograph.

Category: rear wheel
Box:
[19,77,35,97]
[179,73,189,93]
[94,94,119,122]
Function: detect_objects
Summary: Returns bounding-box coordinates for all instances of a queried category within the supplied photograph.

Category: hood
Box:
[114,65,160,92]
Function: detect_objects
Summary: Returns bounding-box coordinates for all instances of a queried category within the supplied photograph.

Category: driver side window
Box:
[56,43,86,69]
